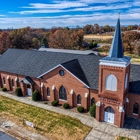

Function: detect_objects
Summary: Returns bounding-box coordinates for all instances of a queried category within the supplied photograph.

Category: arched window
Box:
[133,103,139,115]
[106,74,117,91]
[124,73,128,90]
[105,107,115,114]
[12,79,14,87]
[59,86,67,100]
[77,95,81,104]
[47,87,50,96]
[91,98,95,105]
[3,77,6,85]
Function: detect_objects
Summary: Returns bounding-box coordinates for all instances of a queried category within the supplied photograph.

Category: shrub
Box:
[77,106,84,113]
[15,87,23,97]
[2,87,7,91]
[44,101,47,104]
[89,103,96,118]
[51,100,58,106]
[32,90,40,101]
[63,103,69,109]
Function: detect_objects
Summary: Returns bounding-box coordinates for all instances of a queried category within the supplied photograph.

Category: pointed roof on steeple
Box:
[109,18,123,58]
[100,18,131,64]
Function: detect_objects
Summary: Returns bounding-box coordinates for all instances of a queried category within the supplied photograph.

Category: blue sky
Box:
[0,0,140,29]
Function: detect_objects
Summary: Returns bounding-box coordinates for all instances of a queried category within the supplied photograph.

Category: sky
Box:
[0,0,140,29]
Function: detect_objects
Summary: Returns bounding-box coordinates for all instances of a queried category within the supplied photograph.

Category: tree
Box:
[122,31,140,53]
[32,38,39,49]
[41,37,49,48]
[83,24,92,34]
[0,31,11,54]
[104,25,110,32]
[89,104,96,117]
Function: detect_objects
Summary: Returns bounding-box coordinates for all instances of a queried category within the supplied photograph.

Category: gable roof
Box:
[0,49,101,89]
[19,76,35,85]
[0,48,140,94]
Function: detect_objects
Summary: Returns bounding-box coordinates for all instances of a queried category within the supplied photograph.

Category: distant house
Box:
[0,19,140,128]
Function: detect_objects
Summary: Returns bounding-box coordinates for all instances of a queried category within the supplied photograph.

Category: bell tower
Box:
[96,18,131,127]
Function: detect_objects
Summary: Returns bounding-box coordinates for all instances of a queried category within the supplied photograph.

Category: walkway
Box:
[0,117,48,140]
[0,91,140,140]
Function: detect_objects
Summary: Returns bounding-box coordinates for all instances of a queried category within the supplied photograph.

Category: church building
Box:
[0,19,140,128]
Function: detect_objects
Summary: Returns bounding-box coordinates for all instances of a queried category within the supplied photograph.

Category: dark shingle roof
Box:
[129,64,140,94]
[61,59,89,87]
[0,49,101,89]
[19,76,35,85]
[0,49,140,94]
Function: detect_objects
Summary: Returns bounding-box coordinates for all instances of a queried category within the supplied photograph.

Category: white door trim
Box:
[104,111,114,124]
[27,88,32,96]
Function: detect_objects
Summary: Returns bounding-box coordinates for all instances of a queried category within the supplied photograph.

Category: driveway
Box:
[0,131,16,140]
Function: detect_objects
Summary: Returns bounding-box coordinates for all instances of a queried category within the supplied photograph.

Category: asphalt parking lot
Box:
[0,131,16,140]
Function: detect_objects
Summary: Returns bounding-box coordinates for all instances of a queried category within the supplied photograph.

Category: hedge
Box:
[63,103,69,109]
[2,87,7,92]
[32,90,40,101]
[15,87,23,97]
[89,103,96,117]
[51,100,58,106]
[77,106,84,113]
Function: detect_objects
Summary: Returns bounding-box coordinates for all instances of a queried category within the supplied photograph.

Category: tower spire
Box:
[108,18,124,58]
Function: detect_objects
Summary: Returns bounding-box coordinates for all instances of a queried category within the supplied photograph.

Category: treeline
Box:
[0,24,140,55]
[83,24,140,34]
[100,31,140,56]
[0,27,84,54]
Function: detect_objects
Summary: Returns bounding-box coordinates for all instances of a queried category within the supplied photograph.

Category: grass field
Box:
[84,34,113,40]
[97,48,140,64]
[0,95,91,140]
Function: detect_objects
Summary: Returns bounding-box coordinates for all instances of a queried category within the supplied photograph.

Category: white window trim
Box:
[124,73,128,90]
[133,113,138,116]
[59,99,67,102]
[106,74,117,91]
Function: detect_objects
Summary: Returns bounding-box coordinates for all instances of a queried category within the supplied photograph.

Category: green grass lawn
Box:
[116,136,133,140]
[97,48,140,64]
[0,95,91,140]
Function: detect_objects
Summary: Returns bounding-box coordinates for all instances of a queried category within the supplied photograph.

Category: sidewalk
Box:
[0,117,48,140]
[0,91,140,140]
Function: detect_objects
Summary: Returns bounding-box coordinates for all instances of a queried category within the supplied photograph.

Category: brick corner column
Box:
[84,93,88,110]
[69,90,74,107]
[95,101,101,122]
[21,83,26,96]
[40,83,44,100]
[50,85,55,101]
[118,106,125,128]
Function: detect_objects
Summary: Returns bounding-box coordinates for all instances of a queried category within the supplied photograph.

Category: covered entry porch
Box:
[19,76,35,96]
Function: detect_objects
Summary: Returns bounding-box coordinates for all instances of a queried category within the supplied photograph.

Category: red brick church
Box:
[0,19,140,128]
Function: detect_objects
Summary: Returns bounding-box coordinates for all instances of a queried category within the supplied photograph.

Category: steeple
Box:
[108,18,123,58]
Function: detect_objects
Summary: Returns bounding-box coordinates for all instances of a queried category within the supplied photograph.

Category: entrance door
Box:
[104,107,115,124]
[27,85,32,96]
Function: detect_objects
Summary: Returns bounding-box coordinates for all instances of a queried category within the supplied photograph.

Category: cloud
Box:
[21,2,87,9]
[10,2,132,15]
[0,12,140,29]
[0,15,5,17]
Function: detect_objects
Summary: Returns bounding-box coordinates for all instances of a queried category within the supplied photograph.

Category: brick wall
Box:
[0,72,19,92]
[41,66,90,110]
[126,93,140,119]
